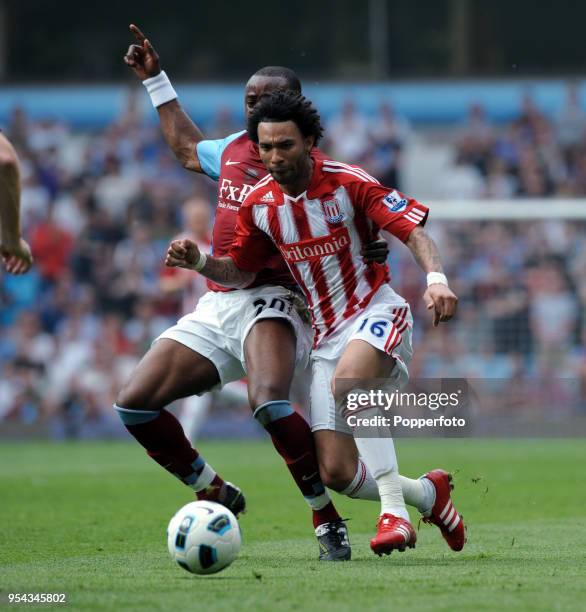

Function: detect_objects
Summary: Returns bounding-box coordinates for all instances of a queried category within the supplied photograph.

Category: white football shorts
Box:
[155,285,312,393]
[309,283,414,433]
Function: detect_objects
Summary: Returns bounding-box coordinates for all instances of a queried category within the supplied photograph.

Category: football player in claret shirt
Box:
[120,24,391,561]
[166,92,466,556]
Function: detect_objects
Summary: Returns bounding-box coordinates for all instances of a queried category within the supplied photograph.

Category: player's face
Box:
[257,121,314,186]
[244,76,289,119]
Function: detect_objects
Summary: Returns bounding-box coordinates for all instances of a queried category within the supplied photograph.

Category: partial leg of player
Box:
[333,339,416,556]
[245,318,350,561]
[313,430,465,550]
[114,338,246,516]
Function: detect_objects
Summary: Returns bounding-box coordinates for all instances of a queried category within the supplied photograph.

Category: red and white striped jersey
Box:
[230,158,429,346]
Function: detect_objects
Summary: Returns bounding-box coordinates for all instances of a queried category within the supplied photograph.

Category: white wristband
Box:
[427,272,448,287]
[142,71,177,108]
[193,252,207,272]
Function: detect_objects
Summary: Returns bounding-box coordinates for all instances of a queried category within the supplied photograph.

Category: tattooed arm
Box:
[405,225,444,273]
[405,226,458,326]
[165,238,255,288]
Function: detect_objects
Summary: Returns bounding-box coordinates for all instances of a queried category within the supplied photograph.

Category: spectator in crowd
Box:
[326,98,371,162]
[449,85,586,197]
[362,101,409,189]
[557,82,586,152]
[30,206,74,286]
[439,152,485,198]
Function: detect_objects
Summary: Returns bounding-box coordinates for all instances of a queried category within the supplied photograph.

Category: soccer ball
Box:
[167,501,241,575]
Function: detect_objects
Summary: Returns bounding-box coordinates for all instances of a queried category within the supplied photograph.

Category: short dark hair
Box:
[247,91,324,146]
[252,66,302,93]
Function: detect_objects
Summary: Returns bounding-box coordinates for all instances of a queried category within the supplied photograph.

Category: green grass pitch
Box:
[1,439,585,611]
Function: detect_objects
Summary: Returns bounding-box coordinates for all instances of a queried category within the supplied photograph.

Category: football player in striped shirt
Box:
[123,24,384,561]
[165,91,466,556]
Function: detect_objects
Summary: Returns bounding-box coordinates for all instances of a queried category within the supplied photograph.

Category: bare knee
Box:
[248,380,290,410]
[115,380,158,412]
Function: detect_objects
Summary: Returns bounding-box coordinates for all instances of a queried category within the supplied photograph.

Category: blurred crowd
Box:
[1,88,585,436]
[0,98,222,436]
[445,84,586,198]
[391,220,586,380]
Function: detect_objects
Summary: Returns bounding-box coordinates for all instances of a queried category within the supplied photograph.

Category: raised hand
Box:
[165,239,201,270]
[123,24,161,80]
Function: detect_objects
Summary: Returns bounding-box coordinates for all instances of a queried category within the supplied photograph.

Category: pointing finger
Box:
[129,24,146,43]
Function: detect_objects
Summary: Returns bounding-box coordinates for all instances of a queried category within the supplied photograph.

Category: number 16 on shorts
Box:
[353,308,409,356]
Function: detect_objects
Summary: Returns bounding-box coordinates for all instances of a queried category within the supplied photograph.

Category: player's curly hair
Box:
[247,91,324,146]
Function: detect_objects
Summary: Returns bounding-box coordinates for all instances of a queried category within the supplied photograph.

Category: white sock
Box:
[341,458,379,500]
[399,475,435,513]
[376,470,410,521]
[186,459,217,492]
[339,391,409,519]
[351,425,409,519]
[341,459,435,512]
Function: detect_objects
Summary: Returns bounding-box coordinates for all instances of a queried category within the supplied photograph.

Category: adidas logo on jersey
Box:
[260,191,275,203]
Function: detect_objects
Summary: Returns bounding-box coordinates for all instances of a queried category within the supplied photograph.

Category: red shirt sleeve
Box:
[229,202,279,273]
[351,181,429,243]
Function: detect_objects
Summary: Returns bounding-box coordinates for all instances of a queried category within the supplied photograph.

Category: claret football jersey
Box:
[230,158,429,346]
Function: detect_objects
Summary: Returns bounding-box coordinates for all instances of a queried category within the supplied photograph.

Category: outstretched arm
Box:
[405,226,458,327]
[165,239,255,289]
[124,24,204,172]
[0,133,33,274]
[353,179,458,328]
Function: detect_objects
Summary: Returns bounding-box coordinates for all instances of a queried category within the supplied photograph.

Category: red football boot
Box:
[370,513,417,556]
[421,469,466,551]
